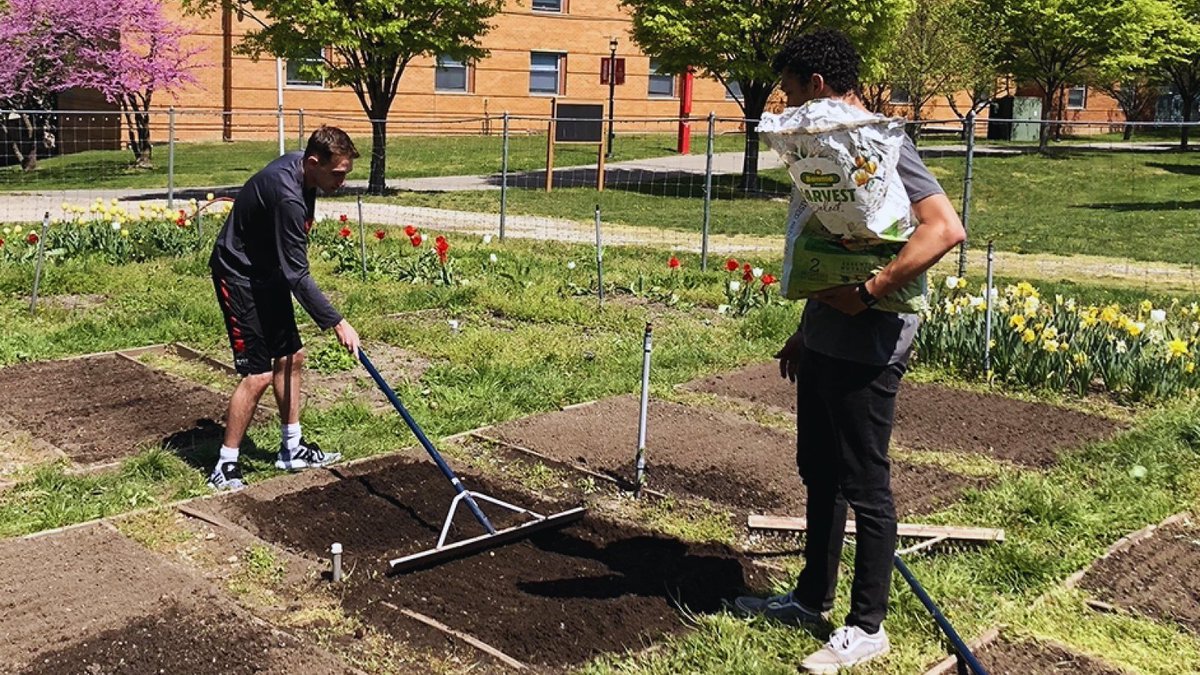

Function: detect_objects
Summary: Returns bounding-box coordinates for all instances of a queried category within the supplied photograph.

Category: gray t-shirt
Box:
[799,138,944,366]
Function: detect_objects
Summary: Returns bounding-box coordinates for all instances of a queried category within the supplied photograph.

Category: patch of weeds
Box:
[638,494,737,545]
[115,507,194,552]
[228,543,286,602]
[307,338,358,375]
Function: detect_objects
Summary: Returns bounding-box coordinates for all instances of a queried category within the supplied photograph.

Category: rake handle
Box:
[358,348,496,534]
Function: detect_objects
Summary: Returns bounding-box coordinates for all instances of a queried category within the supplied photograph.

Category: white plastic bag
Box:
[760,100,927,313]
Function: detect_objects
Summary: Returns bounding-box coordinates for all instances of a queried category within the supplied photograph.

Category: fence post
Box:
[298,108,305,150]
[357,195,368,282]
[167,107,176,209]
[29,212,50,315]
[701,112,716,272]
[983,240,995,383]
[594,205,604,305]
[500,112,510,241]
[957,110,975,277]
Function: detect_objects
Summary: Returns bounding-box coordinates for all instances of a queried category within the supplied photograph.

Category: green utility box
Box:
[987,96,1043,142]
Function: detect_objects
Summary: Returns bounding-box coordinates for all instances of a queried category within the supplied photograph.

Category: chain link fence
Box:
[2,107,1199,286]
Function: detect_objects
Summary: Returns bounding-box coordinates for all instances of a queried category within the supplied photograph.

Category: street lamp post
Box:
[606,38,617,158]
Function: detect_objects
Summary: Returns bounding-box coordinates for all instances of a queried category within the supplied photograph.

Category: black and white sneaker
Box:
[207,461,246,492]
[275,438,342,471]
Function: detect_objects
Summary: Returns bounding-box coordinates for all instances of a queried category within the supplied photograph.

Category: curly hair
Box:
[771,29,861,95]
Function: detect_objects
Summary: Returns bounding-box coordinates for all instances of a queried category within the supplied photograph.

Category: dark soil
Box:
[16,602,347,675]
[974,638,1125,674]
[225,456,764,668]
[0,355,228,465]
[1080,518,1200,633]
[0,523,350,674]
[684,362,1124,467]
[487,396,987,518]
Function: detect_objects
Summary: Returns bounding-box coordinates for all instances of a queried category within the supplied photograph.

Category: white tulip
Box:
[729,281,741,292]
[489,253,498,263]
[112,221,122,231]
[1150,309,1167,323]
[482,234,493,244]
[752,267,763,278]
[566,261,576,270]
[945,275,960,289]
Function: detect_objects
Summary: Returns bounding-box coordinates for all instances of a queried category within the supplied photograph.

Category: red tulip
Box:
[742,263,754,282]
[339,214,349,223]
[762,273,777,285]
[374,229,386,240]
[411,233,423,247]
[434,236,450,263]
[404,225,418,237]
[0,238,5,247]
[26,232,38,245]
[338,226,352,238]
[725,258,739,272]
[668,255,681,269]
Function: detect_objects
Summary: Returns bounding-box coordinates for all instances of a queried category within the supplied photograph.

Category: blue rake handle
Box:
[358,348,497,535]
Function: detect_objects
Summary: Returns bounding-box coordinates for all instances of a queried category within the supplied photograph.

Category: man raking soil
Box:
[208,126,362,491]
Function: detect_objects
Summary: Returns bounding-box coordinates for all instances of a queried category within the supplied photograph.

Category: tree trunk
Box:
[369,117,387,194]
[1039,86,1056,153]
[739,86,770,194]
[16,114,38,172]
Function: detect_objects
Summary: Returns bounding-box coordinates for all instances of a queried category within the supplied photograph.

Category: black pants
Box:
[791,344,906,634]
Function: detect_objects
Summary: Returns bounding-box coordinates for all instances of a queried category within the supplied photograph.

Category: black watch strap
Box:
[856,282,878,308]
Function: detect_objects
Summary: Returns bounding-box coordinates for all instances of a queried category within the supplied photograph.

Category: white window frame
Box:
[532,0,565,12]
[889,86,912,105]
[529,51,564,95]
[285,49,325,89]
[435,55,470,93]
[1067,85,1087,110]
[648,58,675,98]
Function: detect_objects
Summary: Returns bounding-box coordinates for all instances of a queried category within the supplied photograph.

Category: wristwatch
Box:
[855,281,878,308]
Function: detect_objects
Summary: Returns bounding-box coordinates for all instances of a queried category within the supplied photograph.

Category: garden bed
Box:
[1079,515,1200,633]
[0,353,228,465]
[972,637,1124,674]
[482,396,987,517]
[684,363,1124,467]
[215,455,763,668]
[0,524,352,674]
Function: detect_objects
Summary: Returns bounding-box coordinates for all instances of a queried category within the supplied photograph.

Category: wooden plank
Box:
[748,515,1005,543]
[382,602,528,671]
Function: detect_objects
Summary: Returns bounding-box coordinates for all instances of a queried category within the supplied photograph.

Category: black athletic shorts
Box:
[213,274,302,375]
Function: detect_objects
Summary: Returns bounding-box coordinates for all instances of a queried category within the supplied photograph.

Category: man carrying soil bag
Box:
[207,126,362,491]
[732,30,965,672]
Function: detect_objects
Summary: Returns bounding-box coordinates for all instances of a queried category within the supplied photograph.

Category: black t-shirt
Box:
[209,152,342,330]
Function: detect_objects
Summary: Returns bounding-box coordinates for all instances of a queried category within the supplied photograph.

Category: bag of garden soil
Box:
[759,99,927,313]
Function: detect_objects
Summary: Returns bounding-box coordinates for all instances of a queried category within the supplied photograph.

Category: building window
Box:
[648,58,675,97]
[532,0,565,12]
[725,80,742,101]
[1067,85,1087,109]
[435,55,469,92]
[530,52,563,95]
[286,49,324,88]
[889,86,911,105]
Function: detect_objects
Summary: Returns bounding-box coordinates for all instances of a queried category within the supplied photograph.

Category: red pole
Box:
[677,67,694,154]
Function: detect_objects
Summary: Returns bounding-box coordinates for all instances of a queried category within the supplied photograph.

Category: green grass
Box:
[3,237,1200,673]
[0,132,746,192]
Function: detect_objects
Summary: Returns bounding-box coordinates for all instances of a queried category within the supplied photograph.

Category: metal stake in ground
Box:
[957,110,976,277]
[983,240,995,382]
[29,212,50,315]
[634,322,653,495]
[357,195,368,282]
[594,204,604,304]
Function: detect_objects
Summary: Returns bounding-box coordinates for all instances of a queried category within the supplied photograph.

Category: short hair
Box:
[772,29,861,95]
[304,126,360,164]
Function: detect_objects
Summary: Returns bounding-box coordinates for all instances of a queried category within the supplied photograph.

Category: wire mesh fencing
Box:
[1,107,1199,288]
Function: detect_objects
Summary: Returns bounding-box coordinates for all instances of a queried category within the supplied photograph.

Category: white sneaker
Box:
[801,625,890,673]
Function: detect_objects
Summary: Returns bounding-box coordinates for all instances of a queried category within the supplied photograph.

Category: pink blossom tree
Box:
[0,0,202,169]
